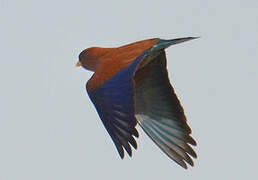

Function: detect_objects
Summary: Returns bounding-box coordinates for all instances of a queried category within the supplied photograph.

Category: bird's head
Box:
[76,47,111,72]
[76,47,98,72]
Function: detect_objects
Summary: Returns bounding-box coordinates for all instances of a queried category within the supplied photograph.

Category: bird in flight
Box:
[76,37,198,169]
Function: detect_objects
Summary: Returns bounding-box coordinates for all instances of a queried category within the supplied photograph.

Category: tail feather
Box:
[152,37,199,51]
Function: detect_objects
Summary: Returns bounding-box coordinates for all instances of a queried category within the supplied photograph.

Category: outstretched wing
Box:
[86,50,150,158]
[134,51,197,169]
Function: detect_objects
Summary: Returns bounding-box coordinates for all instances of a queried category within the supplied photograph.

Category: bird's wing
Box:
[134,51,197,169]
[86,50,150,158]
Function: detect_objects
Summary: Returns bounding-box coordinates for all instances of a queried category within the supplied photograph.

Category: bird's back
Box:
[87,38,159,91]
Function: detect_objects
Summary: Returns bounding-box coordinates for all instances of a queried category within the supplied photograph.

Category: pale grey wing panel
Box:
[134,51,197,169]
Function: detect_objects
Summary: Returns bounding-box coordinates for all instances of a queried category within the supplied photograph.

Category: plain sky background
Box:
[1,0,258,179]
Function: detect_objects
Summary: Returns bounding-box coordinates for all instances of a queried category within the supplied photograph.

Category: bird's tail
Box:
[151,37,199,51]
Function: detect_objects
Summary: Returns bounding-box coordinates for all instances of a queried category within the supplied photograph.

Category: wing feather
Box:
[86,50,149,158]
[134,51,197,168]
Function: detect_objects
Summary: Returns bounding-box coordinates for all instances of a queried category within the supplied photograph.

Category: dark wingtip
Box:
[192,151,198,159]
[117,147,124,159]
[132,128,139,138]
[128,136,138,150]
[128,151,132,157]
[182,163,188,169]
[187,158,194,167]
[124,144,132,157]
[187,135,197,146]
[120,153,125,159]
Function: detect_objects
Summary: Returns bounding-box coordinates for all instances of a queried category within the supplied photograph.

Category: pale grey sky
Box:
[1,0,258,179]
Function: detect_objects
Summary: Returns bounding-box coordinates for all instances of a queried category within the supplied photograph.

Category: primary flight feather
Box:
[76,37,198,169]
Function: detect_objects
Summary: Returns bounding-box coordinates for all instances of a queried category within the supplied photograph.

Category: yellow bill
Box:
[76,61,81,67]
